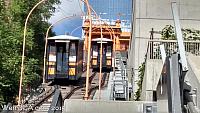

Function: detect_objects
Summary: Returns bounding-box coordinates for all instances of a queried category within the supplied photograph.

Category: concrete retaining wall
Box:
[63,99,157,113]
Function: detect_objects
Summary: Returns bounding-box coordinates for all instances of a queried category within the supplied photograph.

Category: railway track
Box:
[67,72,108,100]
[88,72,108,99]
[17,72,108,113]
[19,85,55,113]
[64,72,97,99]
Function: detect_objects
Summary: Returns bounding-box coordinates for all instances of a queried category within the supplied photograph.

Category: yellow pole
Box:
[99,19,103,100]
[43,15,76,84]
[84,0,92,100]
[18,0,47,106]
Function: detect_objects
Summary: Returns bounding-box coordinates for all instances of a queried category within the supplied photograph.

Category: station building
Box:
[82,0,132,52]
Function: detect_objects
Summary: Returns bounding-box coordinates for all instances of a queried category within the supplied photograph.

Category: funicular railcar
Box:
[45,35,83,81]
[91,38,113,72]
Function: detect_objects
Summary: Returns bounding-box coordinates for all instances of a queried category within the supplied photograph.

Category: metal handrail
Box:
[148,39,200,43]
[146,39,200,59]
[48,89,62,113]
[185,91,199,113]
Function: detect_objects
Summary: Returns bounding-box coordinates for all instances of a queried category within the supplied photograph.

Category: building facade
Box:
[83,0,132,51]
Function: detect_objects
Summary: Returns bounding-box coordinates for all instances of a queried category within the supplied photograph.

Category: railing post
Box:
[150,28,154,59]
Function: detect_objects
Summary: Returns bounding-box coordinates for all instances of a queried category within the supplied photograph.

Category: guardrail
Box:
[147,40,200,59]
[113,52,129,101]
[115,52,127,77]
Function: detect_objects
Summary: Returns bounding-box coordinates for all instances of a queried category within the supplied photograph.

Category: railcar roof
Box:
[92,38,112,42]
[48,35,82,40]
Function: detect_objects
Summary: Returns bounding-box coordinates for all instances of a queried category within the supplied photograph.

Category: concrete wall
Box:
[63,99,157,113]
[141,54,200,111]
[143,54,200,110]
[130,0,200,86]
[141,59,163,101]
[185,54,200,109]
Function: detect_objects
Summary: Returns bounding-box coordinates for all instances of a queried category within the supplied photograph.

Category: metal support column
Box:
[171,2,188,111]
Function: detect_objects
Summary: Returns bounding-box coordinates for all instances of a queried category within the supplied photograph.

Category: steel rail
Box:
[88,73,108,99]
[63,72,97,100]
[19,86,56,113]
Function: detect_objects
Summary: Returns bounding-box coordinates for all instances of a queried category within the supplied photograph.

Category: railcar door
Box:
[102,45,107,67]
[56,42,68,78]
[97,44,107,68]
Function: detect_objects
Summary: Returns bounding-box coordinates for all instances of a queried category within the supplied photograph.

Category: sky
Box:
[48,0,83,37]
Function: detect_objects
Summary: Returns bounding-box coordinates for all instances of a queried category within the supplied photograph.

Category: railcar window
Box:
[93,45,98,56]
[48,44,56,75]
[48,45,56,62]
[49,45,56,54]
[70,43,76,56]
[103,46,106,55]
[106,46,112,56]
[66,42,69,53]
[107,46,111,52]
[57,47,64,73]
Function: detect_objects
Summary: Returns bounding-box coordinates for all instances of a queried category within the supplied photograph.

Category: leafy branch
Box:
[135,61,145,101]
[161,25,200,40]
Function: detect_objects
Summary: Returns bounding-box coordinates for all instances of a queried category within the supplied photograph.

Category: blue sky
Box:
[48,0,83,37]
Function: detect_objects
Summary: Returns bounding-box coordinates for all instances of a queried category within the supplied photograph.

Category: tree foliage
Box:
[0,0,60,107]
[134,61,145,101]
[161,25,200,40]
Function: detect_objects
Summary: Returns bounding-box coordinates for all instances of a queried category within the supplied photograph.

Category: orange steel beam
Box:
[83,18,118,100]
[121,38,131,41]
[83,23,117,75]
[83,24,117,51]
[84,0,92,100]
[99,19,103,100]
[84,31,120,34]
[81,0,120,99]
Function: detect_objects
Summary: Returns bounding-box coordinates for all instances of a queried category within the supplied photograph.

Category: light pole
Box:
[43,15,77,84]
[18,0,47,106]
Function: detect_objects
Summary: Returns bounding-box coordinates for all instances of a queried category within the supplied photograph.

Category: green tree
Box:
[161,25,200,40]
[0,0,60,106]
[135,61,145,101]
